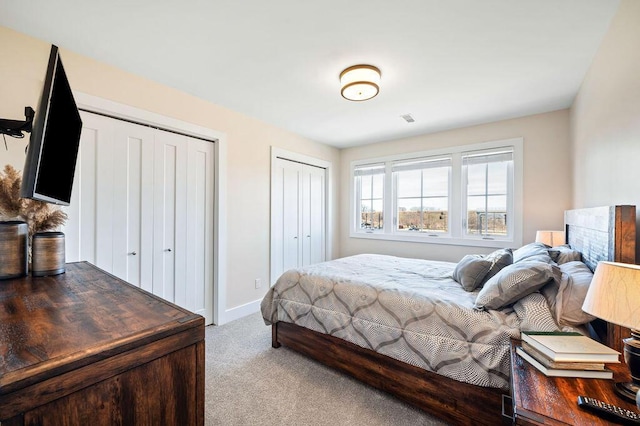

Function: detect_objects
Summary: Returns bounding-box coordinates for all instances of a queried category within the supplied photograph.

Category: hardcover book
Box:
[516,347,614,379]
[521,342,606,371]
[521,332,620,363]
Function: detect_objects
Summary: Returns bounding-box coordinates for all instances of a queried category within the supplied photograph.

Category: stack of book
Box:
[517,331,620,379]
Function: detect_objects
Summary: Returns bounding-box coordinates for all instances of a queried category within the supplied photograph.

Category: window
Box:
[462,149,513,238]
[350,138,522,248]
[354,163,385,232]
[393,157,451,234]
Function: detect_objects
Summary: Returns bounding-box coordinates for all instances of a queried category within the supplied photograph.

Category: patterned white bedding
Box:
[261,254,559,390]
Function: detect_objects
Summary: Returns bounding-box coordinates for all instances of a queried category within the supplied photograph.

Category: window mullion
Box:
[451,153,461,239]
[419,170,424,230]
[370,175,374,230]
[484,163,489,236]
[392,171,398,233]
[507,160,514,238]
[384,162,393,234]
[354,176,360,233]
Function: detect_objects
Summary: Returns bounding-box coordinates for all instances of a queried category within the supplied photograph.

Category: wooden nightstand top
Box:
[510,339,638,425]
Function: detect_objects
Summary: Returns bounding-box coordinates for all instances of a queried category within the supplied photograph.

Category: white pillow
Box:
[555,261,596,326]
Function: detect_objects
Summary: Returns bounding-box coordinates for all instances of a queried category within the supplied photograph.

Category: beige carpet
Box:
[204,313,448,426]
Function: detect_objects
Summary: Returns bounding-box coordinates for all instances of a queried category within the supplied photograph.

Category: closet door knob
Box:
[128,251,137,256]
[165,248,172,252]
[306,235,311,238]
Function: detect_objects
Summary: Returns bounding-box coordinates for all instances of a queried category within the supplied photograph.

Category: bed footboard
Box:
[272,322,504,426]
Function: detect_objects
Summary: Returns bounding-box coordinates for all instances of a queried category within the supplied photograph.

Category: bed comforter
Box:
[261,254,559,390]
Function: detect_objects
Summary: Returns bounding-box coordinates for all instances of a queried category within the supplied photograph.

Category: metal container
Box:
[32,231,65,277]
[0,221,29,279]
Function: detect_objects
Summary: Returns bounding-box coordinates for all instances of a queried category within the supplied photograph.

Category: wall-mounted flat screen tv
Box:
[21,44,82,206]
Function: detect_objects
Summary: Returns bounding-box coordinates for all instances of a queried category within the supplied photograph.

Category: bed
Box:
[261,206,636,425]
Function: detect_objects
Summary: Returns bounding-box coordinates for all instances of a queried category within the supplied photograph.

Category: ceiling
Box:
[0,1,620,148]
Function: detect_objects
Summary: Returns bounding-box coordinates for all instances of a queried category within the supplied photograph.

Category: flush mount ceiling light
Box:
[340,65,381,101]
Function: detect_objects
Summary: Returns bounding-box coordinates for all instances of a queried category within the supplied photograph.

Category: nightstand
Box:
[509,339,638,425]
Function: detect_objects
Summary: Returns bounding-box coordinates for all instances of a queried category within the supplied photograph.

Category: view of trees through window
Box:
[361,208,507,234]
[397,209,447,232]
[360,208,383,230]
[466,211,507,235]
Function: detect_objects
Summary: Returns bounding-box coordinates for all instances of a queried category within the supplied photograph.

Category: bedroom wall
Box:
[570,0,640,259]
[339,110,572,262]
[0,26,341,318]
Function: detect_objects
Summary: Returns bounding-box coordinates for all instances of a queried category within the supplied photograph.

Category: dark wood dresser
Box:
[0,262,204,425]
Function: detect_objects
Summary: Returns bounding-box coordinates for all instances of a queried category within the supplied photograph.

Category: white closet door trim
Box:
[73,92,228,326]
[272,147,332,170]
[270,147,333,284]
[74,93,223,141]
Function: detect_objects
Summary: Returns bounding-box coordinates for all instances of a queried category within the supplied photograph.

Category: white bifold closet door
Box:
[271,157,326,284]
[153,130,187,305]
[65,112,214,324]
[111,120,154,291]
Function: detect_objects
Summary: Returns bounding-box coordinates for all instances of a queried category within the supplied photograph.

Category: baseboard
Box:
[222,298,262,324]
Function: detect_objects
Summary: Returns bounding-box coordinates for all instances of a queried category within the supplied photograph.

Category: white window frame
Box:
[461,148,515,241]
[349,138,523,248]
[392,156,452,237]
[353,163,386,234]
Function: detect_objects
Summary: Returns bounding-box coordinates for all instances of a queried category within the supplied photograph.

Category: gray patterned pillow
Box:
[453,255,493,292]
[480,248,513,285]
[474,262,559,310]
[548,245,582,264]
[513,242,550,263]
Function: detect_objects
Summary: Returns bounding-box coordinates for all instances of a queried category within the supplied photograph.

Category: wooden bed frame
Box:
[271,205,636,425]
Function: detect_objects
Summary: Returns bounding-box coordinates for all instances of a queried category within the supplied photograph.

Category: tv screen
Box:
[21,45,82,206]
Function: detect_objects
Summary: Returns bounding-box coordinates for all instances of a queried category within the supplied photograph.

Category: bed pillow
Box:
[517,253,556,264]
[480,248,513,285]
[540,278,561,324]
[548,244,582,265]
[474,262,559,310]
[556,261,596,326]
[453,255,493,292]
[513,242,550,263]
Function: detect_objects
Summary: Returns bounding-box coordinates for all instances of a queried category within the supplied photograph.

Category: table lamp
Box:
[535,230,566,246]
[582,261,640,405]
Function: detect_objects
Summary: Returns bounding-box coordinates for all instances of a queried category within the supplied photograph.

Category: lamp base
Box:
[614,381,639,403]
[615,331,640,404]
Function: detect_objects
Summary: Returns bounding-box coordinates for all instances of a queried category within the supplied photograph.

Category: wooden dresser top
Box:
[0,262,203,395]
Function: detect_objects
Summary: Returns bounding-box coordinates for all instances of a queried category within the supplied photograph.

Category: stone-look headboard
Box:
[564,205,636,354]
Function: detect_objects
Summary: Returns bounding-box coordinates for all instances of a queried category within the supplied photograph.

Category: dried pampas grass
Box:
[0,164,68,236]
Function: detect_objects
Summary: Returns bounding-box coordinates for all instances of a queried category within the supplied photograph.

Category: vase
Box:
[32,231,66,277]
[0,220,29,279]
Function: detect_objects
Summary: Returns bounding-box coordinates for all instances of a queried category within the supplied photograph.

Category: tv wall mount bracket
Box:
[0,107,34,137]
[0,106,34,149]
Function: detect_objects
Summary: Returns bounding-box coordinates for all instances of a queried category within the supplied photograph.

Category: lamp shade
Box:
[582,261,640,330]
[340,65,381,101]
[535,230,565,247]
